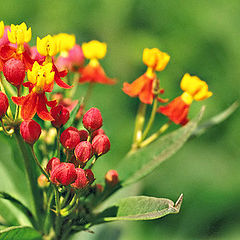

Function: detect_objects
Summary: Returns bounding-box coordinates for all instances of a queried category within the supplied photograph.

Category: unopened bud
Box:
[50,163,77,186]
[91,128,105,139]
[46,157,60,174]
[38,174,49,188]
[105,170,119,187]
[92,134,110,156]
[85,169,95,184]
[60,127,81,150]
[71,168,88,189]
[82,107,103,132]
[79,129,88,141]
[74,141,93,164]
[50,104,70,128]
[20,120,41,145]
[3,58,25,87]
[0,92,9,118]
[95,184,104,194]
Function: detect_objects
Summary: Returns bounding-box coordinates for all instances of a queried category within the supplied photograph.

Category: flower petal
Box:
[37,94,54,121]
[21,92,38,120]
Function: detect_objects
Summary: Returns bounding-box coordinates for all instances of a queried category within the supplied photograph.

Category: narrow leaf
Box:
[0,192,37,229]
[190,101,239,138]
[117,107,204,186]
[95,194,183,223]
[64,100,81,129]
[0,226,41,240]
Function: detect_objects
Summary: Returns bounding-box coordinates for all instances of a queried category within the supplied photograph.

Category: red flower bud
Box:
[38,174,49,188]
[71,168,88,189]
[20,120,41,145]
[60,127,81,150]
[50,163,77,186]
[0,92,9,118]
[3,58,25,87]
[105,170,119,187]
[46,157,61,174]
[95,184,104,194]
[85,169,95,184]
[74,141,93,163]
[79,129,88,141]
[82,108,103,132]
[50,104,70,128]
[91,128,105,139]
[92,134,110,156]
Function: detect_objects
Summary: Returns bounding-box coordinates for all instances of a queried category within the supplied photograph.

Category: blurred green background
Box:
[0,0,240,239]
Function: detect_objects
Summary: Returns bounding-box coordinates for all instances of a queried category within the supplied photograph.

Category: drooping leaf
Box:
[94,194,183,223]
[190,101,239,138]
[117,107,204,186]
[0,200,19,226]
[0,226,41,240]
[0,192,37,229]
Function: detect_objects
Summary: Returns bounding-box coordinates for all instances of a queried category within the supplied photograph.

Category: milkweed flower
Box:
[79,40,115,84]
[158,73,212,125]
[12,61,57,121]
[37,35,71,89]
[0,22,33,70]
[123,48,170,104]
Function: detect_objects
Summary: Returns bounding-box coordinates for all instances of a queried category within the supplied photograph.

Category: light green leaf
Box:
[190,101,239,138]
[95,194,183,222]
[64,100,81,129]
[117,107,204,186]
[0,226,41,240]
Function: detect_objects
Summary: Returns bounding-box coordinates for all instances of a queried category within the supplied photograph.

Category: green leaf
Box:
[0,192,37,229]
[190,101,239,138]
[0,226,42,240]
[117,107,204,186]
[64,100,81,129]
[95,194,183,222]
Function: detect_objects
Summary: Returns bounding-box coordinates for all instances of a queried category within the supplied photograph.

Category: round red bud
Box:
[50,163,77,186]
[37,174,49,188]
[82,107,103,132]
[20,120,41,145]
[95,184,104,194]
[92,134,110,156]
[46,157,60,174]
[50,104,70,128]
[0,92,9,118]
[85,169,95,184]
[91,128,105,139]
[74,141,93,164]
[60,127,81,150]
[105,170,119,187]
[3,58,25,87]
[79,129,88,141]
[71,168,88,189]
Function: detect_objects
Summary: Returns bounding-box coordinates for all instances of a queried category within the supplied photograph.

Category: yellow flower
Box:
[37,35,58,57]
[82,40,107,60]
[0,21,4,39]
[142,48,170,72]
[180,73,212,104]
[7,22,31,45]
[28,62,55,93]
[54,33,76,56]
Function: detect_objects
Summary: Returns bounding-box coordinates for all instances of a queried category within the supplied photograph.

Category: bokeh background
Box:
[0,0,240,239]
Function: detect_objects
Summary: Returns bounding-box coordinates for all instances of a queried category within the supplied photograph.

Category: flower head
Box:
[54,33,76,55]
[158,73,212,125]
[37,35,58,57]
[0,21,4,39]
[82,40,106,60]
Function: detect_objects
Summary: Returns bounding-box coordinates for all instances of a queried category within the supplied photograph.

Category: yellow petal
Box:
[0,21,4,38]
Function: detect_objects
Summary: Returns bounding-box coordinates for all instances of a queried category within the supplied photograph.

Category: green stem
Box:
[54,186,62,238]
[14,86,21,121]
[14,130,43,230]
[140,121,171,148]
[88,155,98,170]
[142,98,158,140]
[69,72,80,98]
[57,128,60,159]
[0,119,14,136]
[133,102,147,144]
[83,82,94,107]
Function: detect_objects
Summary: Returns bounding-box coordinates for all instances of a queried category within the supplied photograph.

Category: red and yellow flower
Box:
[37,35,71,89]
[0,22,33,70]
[123,48,170,104]
[12,61,57,121]
[79,40,115,84]
[158,73,212,125]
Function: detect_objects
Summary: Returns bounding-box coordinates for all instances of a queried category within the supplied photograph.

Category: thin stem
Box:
[88,156,98,170]
[60,187,71,208]
[69,72,80,98]
[140,121,171,148]
[14,86,21,120]
[31,146,50,181]
[54,186,61,238]
[0,119,14,136]
[57,128,60,159]
[133,102,147,144]
[142,98,158,140]
[83,82,94,107]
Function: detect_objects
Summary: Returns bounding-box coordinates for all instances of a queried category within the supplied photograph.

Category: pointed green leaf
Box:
[95,194,183,223]
[0,192,37,229]
[117,107,204,186]
[0,226,41,240]
[190,101,239,138]
[64,100,81,129]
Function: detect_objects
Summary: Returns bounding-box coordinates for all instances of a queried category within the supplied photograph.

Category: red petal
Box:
[22,51,34,70]
[23,82,34,92]
[44,94,57,108]
[37,94,54,121]
[53,64,72,89]
[0,45,16,61]
[12,96,27,105]
[44,81,54,92]
[21,93,38,120]
[59,69,68,78]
